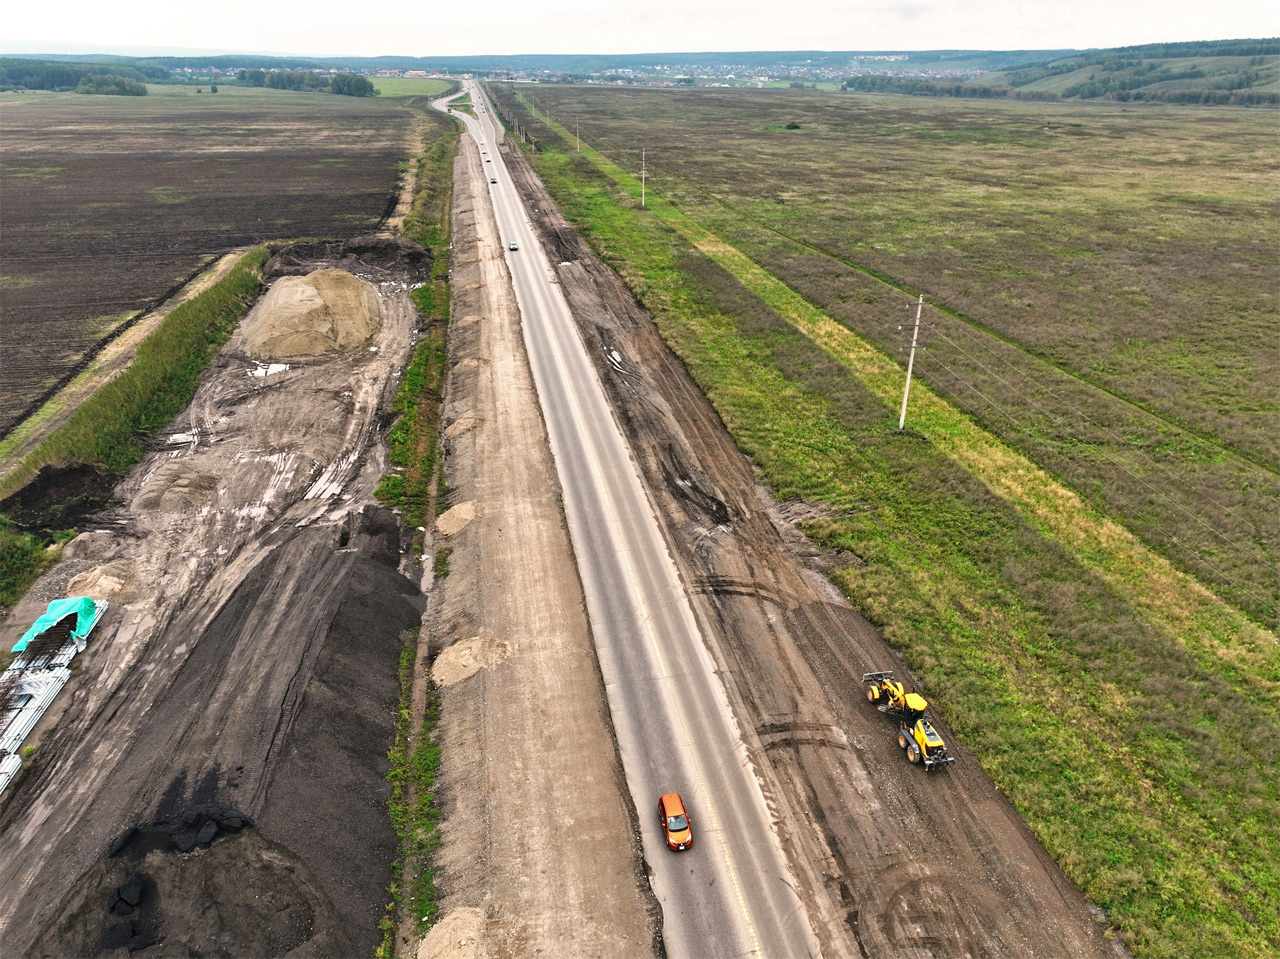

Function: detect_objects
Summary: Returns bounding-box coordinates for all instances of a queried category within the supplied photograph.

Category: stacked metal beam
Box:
[0,599,108,796]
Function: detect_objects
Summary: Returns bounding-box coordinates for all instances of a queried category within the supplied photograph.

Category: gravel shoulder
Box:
[416,132,660,959]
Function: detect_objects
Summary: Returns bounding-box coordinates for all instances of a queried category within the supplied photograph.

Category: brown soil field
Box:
[0,90,416,436]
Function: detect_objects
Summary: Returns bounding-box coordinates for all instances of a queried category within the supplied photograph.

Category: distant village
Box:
[169,55,985,88]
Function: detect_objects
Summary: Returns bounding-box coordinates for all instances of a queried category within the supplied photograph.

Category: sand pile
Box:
[135,461,219,513]
[239,269,379,361]
[66,561,131,599]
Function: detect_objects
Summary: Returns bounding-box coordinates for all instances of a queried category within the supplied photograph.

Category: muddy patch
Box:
[265,234,433,283]
[0,464,116,538]
[134,461,220,513]
[30,828,353,959]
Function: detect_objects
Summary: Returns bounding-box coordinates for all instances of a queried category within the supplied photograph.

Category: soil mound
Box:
[31,826,356,958]
[134,461,219,513]
[239,269,380,362]
[265,234,433,282]
[66,561,131,599]
[0,464,116,538]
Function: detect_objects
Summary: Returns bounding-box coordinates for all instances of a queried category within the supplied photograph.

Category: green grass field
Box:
[372,77,454,98]
[494,84,1279,628]
[489,82,1280,959]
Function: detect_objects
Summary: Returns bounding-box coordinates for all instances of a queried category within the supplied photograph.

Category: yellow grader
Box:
[862,671,955,771]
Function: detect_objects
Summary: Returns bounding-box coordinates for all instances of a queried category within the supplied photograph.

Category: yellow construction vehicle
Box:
[862,671,955,771]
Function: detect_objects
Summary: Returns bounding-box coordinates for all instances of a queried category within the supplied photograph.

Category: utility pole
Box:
[898,294,923,430]
[641,147,646,208]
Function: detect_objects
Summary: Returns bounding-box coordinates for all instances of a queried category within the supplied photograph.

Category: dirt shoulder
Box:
[501,137,1124,958]
[415,134,659,959]
[0,239,431,957]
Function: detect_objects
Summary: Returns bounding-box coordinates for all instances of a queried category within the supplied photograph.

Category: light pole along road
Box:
[436,82,819,959]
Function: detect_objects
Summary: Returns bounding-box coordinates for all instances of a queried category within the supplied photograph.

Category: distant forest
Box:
[3,38,1276,105]
[0,57,159,93]
[846,39,1279,105]
[0,58,375,97]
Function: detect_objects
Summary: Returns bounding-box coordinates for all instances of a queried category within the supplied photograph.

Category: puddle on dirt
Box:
[247,363,290,378]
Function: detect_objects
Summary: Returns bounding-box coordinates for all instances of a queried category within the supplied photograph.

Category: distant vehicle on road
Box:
[658,793,693,851]
[508,241,519,251]
[490,177,497,184]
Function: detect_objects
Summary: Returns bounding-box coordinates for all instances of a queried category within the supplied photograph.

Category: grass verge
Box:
[495,85,1279,959]
[0,520,75,608]
[0,246,269,498]
[375,106,459,958]
[378,638,443,957]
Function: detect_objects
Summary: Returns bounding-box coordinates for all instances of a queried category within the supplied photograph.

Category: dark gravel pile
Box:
[265,234,433,282]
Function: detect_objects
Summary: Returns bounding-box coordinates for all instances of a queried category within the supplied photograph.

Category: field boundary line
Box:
[578,126,1277,481]
[0,249,248,479]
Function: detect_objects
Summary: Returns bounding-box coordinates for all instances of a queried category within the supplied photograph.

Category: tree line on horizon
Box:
[236,68,376,96]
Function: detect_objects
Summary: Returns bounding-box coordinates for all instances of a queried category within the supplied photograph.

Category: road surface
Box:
[436,84,819,959]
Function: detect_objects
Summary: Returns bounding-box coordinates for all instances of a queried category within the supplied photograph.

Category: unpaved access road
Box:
[415,114,660,959]
[0,238,432,957]
[458,82,1124,958]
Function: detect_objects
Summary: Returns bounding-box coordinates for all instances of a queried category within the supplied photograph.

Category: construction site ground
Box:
[1,115,1125,958]
[0,237,433,957]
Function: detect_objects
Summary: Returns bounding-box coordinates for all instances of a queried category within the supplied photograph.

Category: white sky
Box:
[2,0,1276,59]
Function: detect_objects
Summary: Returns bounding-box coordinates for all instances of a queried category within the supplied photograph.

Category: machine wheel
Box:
[898,731,909,750]
[907,742,922,764]
[866,686,879,703]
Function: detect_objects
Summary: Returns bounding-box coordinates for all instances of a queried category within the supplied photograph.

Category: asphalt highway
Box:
[434,84,819,959]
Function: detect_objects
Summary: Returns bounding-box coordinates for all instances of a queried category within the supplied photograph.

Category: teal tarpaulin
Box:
[12,597,99,653]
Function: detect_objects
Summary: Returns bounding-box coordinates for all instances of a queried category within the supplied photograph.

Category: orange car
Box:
[658,793,693,851]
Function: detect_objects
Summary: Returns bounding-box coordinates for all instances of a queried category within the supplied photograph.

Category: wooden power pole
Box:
[898,294,924,430]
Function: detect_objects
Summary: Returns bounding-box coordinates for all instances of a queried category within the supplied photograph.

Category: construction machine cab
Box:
[902,692,928,724]
[865,670,956,772]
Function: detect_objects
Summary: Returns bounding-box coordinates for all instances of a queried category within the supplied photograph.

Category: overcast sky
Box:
[2,0,1276,58]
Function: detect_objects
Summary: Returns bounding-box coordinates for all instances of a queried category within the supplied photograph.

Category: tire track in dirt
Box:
[500,135,1124,959]
[0,239,432,957]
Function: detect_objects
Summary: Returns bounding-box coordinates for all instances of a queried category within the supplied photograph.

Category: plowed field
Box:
[0,89,414,436]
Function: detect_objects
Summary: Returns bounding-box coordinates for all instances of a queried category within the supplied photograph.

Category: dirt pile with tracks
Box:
[237,268,380,361]
[0,237,428,958]
[499,136,1123,957]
